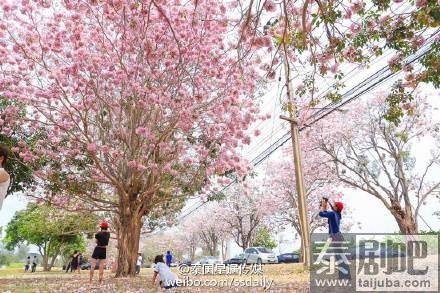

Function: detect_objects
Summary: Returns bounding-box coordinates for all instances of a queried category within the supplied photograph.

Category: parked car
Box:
[224,254,246,265]
[243,247,278,264]
[199,256,222,265]
[346,246,406,260]
[80,261,109,270]
[180,259,192,266]
[277,253,300,263]
[81,262,99,270]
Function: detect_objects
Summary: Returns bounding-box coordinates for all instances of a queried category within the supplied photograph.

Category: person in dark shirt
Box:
[70,250,80,273]
[89,222,110,285]
[31,256,38,272]
[24,256,30,272]
[65,253,73,273]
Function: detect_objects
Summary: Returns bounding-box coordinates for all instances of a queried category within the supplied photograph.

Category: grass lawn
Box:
[0,263,309,292]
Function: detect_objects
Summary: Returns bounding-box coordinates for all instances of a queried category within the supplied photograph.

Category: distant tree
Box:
[0,244,13,266]
[183,204,228,257]
[251,227,277,249]
[60,237,87,266]
[178,222,200,261]
[142,232,184,265]
[15,245,30,262]
[3,204,97,271]
[215,181,278,249]
[313,95,440,234]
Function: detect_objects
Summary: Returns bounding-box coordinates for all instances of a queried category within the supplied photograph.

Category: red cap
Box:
[100,222,109,229]
[334,202,344,212]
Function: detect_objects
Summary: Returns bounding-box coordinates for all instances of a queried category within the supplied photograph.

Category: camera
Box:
[320,197,333,210]
[319,197,327,208]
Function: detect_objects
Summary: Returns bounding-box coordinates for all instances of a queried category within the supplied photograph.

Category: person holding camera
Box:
[318,197,344,239]
[319,197,350,279]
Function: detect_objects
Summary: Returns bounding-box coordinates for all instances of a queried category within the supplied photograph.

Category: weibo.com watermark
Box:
[310,233,439,292]
[176,263,274,289]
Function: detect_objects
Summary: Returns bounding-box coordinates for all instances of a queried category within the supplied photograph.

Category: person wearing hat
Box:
[319,198,350,279]
[319,199,344,238]
[89,221,110,285]
[0,144,11,211]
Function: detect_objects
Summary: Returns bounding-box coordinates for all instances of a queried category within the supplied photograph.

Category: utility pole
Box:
[280,28,311,269]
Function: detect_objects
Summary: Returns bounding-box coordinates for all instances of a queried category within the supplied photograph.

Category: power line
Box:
[252,29,439,167]
[179,29,439,220]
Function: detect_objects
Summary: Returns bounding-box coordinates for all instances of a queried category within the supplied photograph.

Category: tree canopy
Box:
[3,203,97,271]
[251,227,277,249]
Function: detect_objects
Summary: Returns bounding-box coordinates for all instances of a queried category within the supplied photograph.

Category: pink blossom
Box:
[135,127,147,136]
[127,161,137,169]
[402,103,412,110]
[411,35,425,48]
[350,23,361,34]
[416,0,427,8]
[101,145,109,153]
[344,9,353,20]
[263,0,276,12]
[387,53,401,68]
[87,143,97,152]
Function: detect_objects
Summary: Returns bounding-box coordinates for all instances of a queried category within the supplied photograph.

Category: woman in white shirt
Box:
[0,145,10,211]
[152,254,178,289]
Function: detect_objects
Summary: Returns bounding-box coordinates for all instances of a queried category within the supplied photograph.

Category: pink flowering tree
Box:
[181,203,229,257]
[0,0,270,276]
[312,94,440,233]
[178,220,200,261]
[234,0,439,123]
[264,145,351,237]
[213,181,278,250]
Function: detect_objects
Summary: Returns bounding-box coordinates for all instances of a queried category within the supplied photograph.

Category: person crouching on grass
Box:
[152,255,178,289]
[89,222,110,285]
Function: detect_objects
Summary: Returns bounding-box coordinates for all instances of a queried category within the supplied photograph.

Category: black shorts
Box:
[71,263,78,270]
[92,247,107,260]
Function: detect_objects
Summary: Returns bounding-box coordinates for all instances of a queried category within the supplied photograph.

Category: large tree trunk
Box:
[41,243,50,271]
[190,244,196,261]
[395,214,418,234]
[389,201,418,234]
[42,256,48,271]
[115,202,143,277]
[221,240,227,260]
[47,246,61,272]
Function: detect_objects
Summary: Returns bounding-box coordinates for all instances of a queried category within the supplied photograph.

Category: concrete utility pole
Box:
[280,30,311,269]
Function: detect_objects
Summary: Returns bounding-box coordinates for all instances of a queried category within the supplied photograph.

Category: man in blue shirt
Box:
[319,199,344,238]
[165,251,172,267]
[319,198,350,280]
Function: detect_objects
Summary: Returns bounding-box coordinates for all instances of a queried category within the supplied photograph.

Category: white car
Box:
[243,247,278,264]
[199,256,222,265]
